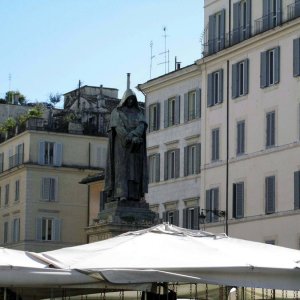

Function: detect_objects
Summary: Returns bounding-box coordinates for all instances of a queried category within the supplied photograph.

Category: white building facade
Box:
[139,0,300,249]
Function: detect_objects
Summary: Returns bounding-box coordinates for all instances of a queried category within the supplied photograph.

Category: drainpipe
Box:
[226,59,230,236]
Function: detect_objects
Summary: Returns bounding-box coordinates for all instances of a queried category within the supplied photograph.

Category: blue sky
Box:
[1,1,204,105]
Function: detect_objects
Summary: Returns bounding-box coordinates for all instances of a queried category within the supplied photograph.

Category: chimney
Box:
[127,73,131,89]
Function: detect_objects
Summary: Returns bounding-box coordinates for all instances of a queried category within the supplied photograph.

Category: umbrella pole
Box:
[3,288,6,300]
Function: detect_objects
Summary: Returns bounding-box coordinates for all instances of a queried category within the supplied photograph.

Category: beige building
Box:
[139,0,300,249]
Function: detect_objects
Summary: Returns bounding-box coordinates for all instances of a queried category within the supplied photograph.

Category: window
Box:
[208,10,225,54]
[15,180,20,202]
[266,111,275,148]
[232,0,251,44]
[262,0,282,31]
[0,153,3,173]
[3,221,8,244]
[162,210,179,226]
[233,182,244,218]
[184,89,201,122]
[38,141,62,166]
[260,47,280,88]
[148,154,160,183]
[207,70,223,107]
[5,184,9,206]
[41,178,57,201]
[265,175,275,214]
[232,59,249,98]
[183,207,200,229]
[211,128,220,162]
[148,103,160,132]
[236,120,245,155]
[164,96,180,128]
[206,188,219,223]
[12,218,20,242]
[293,38,300,77]
[36,217,60,241]
[184,144,201,176]
[164,149,180,180]
[294,170,300,209]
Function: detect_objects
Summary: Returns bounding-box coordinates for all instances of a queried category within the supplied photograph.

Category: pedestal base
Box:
[86,200,158,242]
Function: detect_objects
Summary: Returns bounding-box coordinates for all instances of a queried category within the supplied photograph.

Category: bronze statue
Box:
[105,74,148,202]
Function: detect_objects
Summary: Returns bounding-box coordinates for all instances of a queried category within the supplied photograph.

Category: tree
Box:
[49,92,61,107]
[5,91,26,105]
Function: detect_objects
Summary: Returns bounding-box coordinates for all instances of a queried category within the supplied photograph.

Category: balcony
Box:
[8,153,24,170]
[202,4,299,57]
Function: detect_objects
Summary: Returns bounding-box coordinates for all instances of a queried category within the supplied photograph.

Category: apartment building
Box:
[139,0,300,249]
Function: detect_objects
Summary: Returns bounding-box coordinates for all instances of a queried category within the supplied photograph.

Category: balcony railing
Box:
[8,153,24,170]
[202,4,299,57]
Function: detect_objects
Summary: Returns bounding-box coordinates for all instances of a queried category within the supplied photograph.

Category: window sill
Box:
[261,83,279,92]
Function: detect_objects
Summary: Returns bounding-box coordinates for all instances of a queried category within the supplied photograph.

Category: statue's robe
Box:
[105,93,148,201]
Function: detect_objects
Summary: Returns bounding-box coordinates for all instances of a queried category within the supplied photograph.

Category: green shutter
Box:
[174,95,180,125]
[184,146,188,176]
[53,143,62,167]
[155,154,160,182]
[156,103,160,130]
[219,69,224,103]
[164,100,168,128]
[207,73,213,107]
[183,208,188,228]
[194,206,200,230]
[260,51,267,88]
[213,188,219,222]
[196,143,201,174]
[232,183,237,218]
[174,210,179,226]
[266,176,275,214]
[206,190,211,223]
[184,93,188,122]
[294,171,300,209]
[274,47,280,84]
[232,2,241,44]
[164,152,168,181]
[262,0,270,31]
[196,88,201,118]
[175,149,180,178]
[245,0,252,38]
[236,182,244,218]
[220,9,226,50]
[232,63,238,99]
[208,14,216,54]
[293,38,300,77]
[244,59,249,95]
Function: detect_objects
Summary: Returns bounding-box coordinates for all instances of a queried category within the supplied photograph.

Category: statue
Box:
[105,74,148,202]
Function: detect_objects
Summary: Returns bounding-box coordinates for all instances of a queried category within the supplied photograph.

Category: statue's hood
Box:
[118,88,138,108]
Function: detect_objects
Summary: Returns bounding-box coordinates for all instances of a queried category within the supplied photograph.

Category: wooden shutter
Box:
[266,111,275,147]
[175,149,180,178]
[164,152,168,180]
[146,106,150,132]
[294,171,300,209]
[53,143,62,167]
[219,69,224,103]
[262,0,270,31]
[38,141,45,165]
[220,9,226,50]
[196,88,201,118]
[206,190,211,223]
[213,188,219,222]
[164,100,168,128]
[196,143,201,174]
[183,208,188,228]
[184,93,189,122]
[293,38,300,77]
[260,51,268,88]
[265,176,275,214]
[174,95,180,125]
[193,206,200,230]
[295,0,300,18]
[208,14,216,54]
[155,154,160,182]
[233,183,237,218]
[36,218,42,240]
[274,47,280,84]
[156,103,160,130]
[50,178,56,201]
[232,2,241,44]
[174,210,179,226]
[245,0,252,38]
[232,62,239,99]
[42,178,50,200]
[54,219,61,241]
[207,73,213,107]
[276,0,282,25]
[184,146,188,176]
[244,59,249,95]
[236,182,244,218]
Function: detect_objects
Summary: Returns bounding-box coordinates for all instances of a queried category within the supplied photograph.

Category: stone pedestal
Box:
[86,200,158,242]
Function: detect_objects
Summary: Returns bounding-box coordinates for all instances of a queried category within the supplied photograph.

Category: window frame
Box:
[266,111,276,148]
[211,128,220,162]
[236,120,246,155]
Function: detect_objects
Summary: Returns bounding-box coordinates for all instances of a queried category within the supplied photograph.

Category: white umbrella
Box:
[34,223,300,291]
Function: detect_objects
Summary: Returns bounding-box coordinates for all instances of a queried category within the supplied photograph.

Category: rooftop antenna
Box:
[77,80,81,109]
[158,26,169,74]
[8,73,12,91]
[149,41,155,79]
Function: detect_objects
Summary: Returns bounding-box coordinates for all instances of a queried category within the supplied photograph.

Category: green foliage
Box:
[5,91,26,105]
[0,117,17,134]
[27,104,44,118]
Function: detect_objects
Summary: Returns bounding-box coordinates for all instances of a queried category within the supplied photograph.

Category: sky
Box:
[0,0,204,106]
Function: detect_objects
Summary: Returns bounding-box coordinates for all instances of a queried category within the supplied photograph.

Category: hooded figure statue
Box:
[104,74,148,202]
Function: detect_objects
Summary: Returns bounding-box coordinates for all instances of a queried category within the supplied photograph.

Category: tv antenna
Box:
[158,26,169,74]
[8,73,12,91]
[149,41,155,79]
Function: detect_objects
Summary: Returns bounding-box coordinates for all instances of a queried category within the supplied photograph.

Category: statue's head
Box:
[118,73,139,109]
